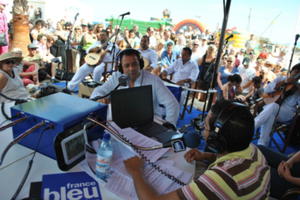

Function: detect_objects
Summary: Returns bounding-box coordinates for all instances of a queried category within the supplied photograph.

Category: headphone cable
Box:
[0,92,28,104]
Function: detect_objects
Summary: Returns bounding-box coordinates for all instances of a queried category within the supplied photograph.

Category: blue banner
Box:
[41,171,102,200]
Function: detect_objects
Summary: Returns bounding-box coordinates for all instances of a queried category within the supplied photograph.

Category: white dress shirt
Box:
[164,58,199,83]
[139,48,158,68]
[91,70,180,125]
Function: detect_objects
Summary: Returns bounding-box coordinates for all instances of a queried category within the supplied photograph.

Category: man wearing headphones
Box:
[124,100,270,200]
[90,48,180,126]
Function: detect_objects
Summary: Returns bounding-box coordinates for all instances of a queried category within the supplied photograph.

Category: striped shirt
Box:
[177,144,270,200]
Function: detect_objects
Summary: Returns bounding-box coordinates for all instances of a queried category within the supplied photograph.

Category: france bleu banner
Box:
[41,171,102,200]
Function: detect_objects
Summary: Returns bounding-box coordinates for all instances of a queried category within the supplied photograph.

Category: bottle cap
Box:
[103,133,111,141]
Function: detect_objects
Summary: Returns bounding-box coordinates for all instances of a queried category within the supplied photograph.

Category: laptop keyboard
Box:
[136,122,168,137]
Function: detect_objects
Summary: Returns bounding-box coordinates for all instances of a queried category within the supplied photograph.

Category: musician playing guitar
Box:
[67,30,119,91]
[255,63,300,146]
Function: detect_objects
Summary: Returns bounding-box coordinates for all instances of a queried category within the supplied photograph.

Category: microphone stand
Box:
[199,36,231,121]
[287,34,299,74]
[191,0,232,128]
[91,84,121,101]
[64,13,79,94]
[206,0,232,112]
[111,14,128,71]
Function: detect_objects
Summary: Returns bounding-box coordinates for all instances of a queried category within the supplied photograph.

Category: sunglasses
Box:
[4,60,16,65]
[227,60,233,63]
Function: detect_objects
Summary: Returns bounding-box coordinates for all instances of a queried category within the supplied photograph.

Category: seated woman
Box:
[11,48,39,86]
[258,145,300,199]
[222,74,244,101]
[0,52,29,103]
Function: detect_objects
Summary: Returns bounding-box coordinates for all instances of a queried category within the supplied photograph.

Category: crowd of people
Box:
[1,7,300,198]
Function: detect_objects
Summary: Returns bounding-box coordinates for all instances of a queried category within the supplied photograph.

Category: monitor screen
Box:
[111,85,153,128]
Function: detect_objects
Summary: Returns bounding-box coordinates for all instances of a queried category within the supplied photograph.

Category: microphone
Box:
[74,12,79,20]
[118,74,130,86]
[91,74,130,101]
[225,34,234,40]
[119,12,130,17]
[162,132,201,152]
[296,34,300,41]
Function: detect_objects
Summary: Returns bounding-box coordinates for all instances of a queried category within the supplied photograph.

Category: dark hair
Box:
[227,74,242,84]
[209,100,254,153]
[100,29,109,35]
[141,35,150,42]
[37,34,46,41]
[252,76,262,85]
[118,48,144,72]
[291,63,300,72]
[147,27,153,32]
[35,19,45,26]
[88,24,94,31]
[182,47,192,56]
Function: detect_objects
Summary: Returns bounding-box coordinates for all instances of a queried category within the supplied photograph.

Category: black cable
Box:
[0,121,46,165]
[0,119,9,128]
[0,92,28,104]
[10,126,49,200]
[1,102,11,120]
[91,83,120,101]
[87,118,186,186]
[0,116,28,132]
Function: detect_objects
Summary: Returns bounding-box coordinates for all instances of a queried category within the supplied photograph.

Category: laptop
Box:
[111,85,175,141]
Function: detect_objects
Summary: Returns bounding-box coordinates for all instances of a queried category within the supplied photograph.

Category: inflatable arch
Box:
[173,19,206,33]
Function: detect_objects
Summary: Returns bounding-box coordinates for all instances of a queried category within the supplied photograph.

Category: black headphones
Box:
[117,48,144,73]
[206,102,247,154]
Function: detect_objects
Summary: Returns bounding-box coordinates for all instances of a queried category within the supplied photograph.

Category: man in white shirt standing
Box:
[238,58,256,94]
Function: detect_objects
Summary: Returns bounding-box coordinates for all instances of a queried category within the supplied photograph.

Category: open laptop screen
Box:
[111,85,154,128]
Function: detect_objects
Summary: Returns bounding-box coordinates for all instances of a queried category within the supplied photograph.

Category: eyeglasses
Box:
[227,60,233,63]
[4,60,16,65]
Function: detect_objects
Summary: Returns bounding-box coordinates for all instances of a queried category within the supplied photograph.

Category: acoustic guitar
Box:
[84,33,116,66]
[262,73,300,104]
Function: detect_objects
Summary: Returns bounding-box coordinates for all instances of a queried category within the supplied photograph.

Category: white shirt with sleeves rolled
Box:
[164,58,199,83]
[90,70,180,126]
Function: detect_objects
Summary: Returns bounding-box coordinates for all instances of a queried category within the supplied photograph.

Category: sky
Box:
[11,0,300,45]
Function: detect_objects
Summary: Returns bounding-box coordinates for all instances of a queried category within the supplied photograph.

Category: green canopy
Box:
[106,18,173,35]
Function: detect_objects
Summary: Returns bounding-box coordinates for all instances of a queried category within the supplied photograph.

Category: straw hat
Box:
[0,52,22,63]
[0,0,7,6]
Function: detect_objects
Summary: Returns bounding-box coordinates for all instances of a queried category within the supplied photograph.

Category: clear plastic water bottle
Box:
[96,133,113,182]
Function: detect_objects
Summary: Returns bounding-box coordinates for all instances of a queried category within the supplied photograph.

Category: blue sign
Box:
[41,171,102,200]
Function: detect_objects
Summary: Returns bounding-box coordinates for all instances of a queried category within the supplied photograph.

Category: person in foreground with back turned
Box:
[90,48,180,126]
[124,100,270,200]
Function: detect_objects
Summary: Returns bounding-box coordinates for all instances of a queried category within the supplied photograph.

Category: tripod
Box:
[63,13,79,93]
